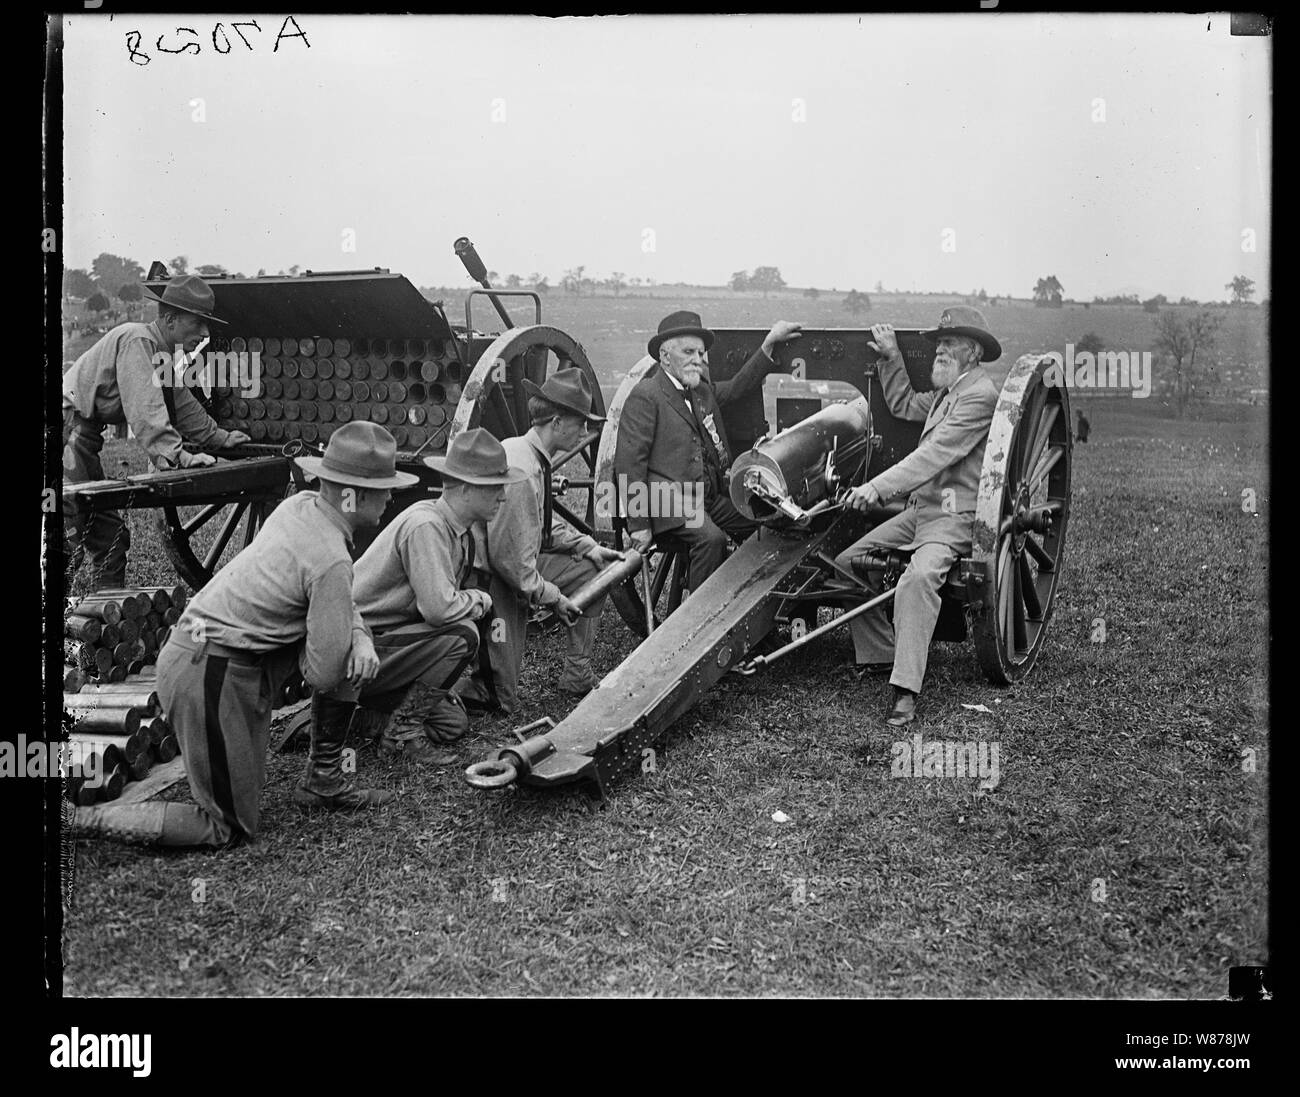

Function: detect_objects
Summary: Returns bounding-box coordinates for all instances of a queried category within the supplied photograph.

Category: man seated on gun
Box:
[836,308,1001,728]
[614,310,803,596]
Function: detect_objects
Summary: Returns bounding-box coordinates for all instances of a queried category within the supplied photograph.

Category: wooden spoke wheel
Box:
[970,353,1073,684]
[154,462,294,590]
[448,325,605,537]
[594,355,697,636]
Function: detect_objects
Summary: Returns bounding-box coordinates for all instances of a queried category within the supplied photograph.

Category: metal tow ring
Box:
[464,758,519,790]
[464,717,555,790]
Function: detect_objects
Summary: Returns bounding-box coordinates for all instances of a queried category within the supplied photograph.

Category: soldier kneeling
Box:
[343,428,525,763]
[72,423,416,848]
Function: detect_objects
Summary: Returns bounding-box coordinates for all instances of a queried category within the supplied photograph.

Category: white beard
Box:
[931,362,960,390]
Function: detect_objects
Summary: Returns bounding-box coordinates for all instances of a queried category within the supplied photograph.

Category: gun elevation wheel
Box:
[969,353,1072,684]
[448,325,605,536]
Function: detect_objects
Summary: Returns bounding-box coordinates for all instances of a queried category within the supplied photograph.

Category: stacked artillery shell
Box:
[212,332,466,451]
[139,715,179,764]
[69,728,152,769]
[62,664,181,804]
[64,587,188,685]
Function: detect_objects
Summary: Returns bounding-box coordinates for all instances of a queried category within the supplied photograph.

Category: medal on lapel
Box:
[702,411,728,465]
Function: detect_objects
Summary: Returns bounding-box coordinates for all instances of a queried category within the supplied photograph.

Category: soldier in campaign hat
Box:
[455,368,626,715]
[62,275,251,587]
[345,428,529,763]
[73,421,414,847]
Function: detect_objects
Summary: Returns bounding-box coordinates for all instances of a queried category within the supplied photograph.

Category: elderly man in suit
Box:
[614,310,803,592]
[836,306,1001,727]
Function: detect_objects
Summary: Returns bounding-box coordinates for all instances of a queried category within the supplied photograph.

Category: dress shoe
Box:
[853,661,894,678]
[885,690,917,727]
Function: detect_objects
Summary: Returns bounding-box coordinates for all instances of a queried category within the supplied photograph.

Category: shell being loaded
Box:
[568,550,644,614]
[728,396,872,523]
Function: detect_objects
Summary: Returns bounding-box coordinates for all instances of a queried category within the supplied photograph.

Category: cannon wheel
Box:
[594,355,694,637]
[448,325,605,535]
[155,485,290,591]
[969,353,1072,684]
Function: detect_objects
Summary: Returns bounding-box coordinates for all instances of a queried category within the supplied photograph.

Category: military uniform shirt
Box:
[62,319,232,468]
[171,491,368,690]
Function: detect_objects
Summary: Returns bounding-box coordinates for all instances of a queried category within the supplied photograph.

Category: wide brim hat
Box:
[295,420,419,489]
[521,369,606,422]
[142,275,229,325]
[648,310,715,360]
[921,305,1001,362]
[424,426,528,486]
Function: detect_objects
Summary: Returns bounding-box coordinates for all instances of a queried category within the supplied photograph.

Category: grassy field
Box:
[61,297,1268,997]
[452,290,1268,403]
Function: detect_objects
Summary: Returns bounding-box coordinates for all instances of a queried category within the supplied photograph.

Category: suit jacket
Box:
[614,348,778,535]
[866,355,999,551]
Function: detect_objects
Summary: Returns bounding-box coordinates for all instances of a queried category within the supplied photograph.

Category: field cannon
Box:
[465,324,1072,795]
[62,239,611,590]
[62,241,1072,801]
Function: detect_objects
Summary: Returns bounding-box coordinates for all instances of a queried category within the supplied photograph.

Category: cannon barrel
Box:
[454,235,514,328]
[568,550,643,614]
[453,236,489,283]
[728,396,872,523]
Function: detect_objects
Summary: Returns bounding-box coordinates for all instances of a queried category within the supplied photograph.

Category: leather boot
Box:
[378,683,467,764]
[348,707,392,742]
[71,801,167,845]
[421,688,470,743]
[293,694,395,811]
[70,801,225,848]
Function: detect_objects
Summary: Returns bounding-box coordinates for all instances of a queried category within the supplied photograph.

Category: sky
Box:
[61,13,1271,302]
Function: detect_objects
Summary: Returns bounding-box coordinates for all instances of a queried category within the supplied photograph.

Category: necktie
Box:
[538,451,554,552]
[459,530,475,588]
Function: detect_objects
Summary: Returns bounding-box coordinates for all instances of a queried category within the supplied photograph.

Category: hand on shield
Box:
[868,323,899,359]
